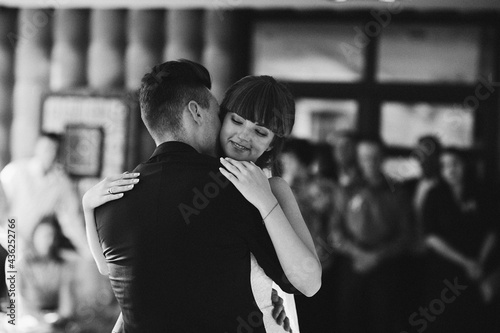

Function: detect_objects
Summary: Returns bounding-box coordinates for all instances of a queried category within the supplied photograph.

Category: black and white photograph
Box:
[0,1,499,332]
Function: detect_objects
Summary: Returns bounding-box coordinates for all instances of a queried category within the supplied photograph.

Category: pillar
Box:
[0,8,17,168]
[11,8,53,159]
[125,9,164,165]
[87,9,126,89]
[202,10,248,101]
[164,10,203,63]
[50,9,89,91]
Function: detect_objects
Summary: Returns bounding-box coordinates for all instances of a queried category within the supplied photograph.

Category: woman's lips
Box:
[230,140,250,152]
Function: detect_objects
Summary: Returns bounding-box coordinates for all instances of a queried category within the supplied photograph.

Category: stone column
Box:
[164,10,203,63]
[87,9,126,89]
[125,9,164,165]
[11,8,53,159]
[50,9,89,91]
[202,10,248,101]
[126,9,164,89]
[0,9,17,168]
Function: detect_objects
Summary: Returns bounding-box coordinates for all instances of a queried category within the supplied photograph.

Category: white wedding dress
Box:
[250,254,300,333]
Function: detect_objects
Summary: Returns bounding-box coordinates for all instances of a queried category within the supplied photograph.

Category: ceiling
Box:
[1,0,500,12]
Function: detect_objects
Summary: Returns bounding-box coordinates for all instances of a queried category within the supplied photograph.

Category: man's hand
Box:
[271,288,292,332]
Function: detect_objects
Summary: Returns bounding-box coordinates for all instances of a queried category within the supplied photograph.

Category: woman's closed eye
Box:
[231,116,243,125]
[255,128,269,137]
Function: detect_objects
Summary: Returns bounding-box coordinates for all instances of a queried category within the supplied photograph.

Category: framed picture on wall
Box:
[64,125,104,177]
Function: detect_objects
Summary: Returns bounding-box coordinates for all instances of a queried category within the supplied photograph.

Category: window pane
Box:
[381,102,474,148]
[252,21,364,82]
[377,25,481,83]
[293,98,358,142]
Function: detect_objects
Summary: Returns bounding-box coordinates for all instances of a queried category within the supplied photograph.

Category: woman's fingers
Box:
[220,158,242,176]
[111,178,140,187]
[102,173,140,195]
[105,172,140,183]
[219,167,238,183]
[107,184,136,195]
[103,193,124,202]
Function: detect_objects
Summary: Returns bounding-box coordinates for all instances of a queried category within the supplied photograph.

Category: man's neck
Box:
[155,137,217,157]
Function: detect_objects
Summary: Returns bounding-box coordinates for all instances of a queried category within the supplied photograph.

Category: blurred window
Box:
[377,24,482,83]
[293,98,358,142]
[381,102,474,148]
[252,21,364,82]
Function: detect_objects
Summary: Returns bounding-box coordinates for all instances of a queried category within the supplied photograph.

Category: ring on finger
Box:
[108,188,114,195]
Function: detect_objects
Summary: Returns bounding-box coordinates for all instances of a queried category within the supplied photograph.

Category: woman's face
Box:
[441,153,464,186]
[219,112,275,162]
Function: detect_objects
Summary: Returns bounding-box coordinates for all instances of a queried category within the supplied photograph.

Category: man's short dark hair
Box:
[139,59,212,140]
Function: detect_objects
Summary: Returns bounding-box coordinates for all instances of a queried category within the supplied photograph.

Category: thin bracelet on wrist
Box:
[262,201,279,224]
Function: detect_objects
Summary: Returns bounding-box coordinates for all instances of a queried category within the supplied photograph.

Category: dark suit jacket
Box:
[96,142,295,333]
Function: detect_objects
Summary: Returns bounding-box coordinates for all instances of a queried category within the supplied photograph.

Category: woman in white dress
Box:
[83,75,321,332]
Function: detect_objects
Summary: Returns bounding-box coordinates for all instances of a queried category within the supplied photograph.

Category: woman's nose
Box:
[237,124,252,141]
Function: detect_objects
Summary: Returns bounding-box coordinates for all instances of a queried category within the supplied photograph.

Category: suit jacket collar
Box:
[149,141,198,161]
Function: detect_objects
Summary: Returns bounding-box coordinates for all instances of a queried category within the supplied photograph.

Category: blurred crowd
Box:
[0,134,118,333]
[286,132,500,333]
[0,131,499,332]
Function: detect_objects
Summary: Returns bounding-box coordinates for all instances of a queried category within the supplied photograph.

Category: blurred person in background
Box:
[403,135,443,249]
[279,138,314,192]
[328,136,413,333]
[18,215,76,331]
[309,142,337,182]
[0,133,88,258]
[422,147,497,333]
[332,130,363,192]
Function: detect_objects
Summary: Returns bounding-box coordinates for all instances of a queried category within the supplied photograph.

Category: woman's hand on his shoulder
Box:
[82,172,140,210]
[219,157,276,214]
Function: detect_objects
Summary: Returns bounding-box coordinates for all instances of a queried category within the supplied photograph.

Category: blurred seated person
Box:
[18,215,76,329]
[422,147,495,332]
[0,133,88,257]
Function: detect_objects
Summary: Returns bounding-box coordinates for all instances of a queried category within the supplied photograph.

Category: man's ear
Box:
[187,100,203,126]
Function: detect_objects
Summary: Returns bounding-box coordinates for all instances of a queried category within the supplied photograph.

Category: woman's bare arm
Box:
[82,173,140,275]
[220,158,321,297]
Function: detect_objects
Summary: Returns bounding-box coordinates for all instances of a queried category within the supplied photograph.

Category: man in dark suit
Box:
[95,60,295,332]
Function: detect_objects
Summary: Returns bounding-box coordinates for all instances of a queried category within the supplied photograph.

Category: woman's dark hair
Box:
[220,75,295,175]
[30,215,75,262]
